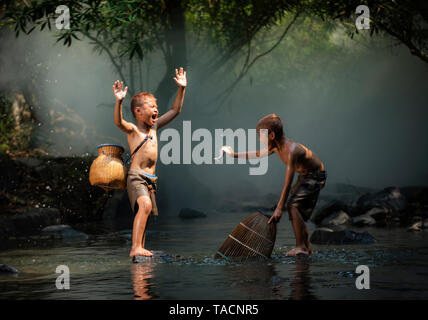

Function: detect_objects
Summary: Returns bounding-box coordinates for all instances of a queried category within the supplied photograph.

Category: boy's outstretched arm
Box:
[268,153,296,224]
[113,80,135,134]
[221,146,273,159]
[156,67,187,129]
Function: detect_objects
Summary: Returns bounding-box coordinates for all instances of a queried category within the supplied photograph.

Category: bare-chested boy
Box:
[222,114,326,256]
[112,67,187,257]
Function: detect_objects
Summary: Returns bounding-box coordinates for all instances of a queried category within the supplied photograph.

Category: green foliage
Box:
[305,0,428,62]
[186,0,301,53]
[3,0,426,63]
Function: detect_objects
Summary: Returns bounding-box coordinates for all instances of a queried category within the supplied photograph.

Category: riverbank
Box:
[0,152,108,229]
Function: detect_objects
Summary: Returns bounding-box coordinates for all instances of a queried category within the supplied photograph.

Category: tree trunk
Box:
[154,0,187,110]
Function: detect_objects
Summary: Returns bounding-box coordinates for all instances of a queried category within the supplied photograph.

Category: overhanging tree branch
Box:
[200,11,301,113]
[377,21,428,63]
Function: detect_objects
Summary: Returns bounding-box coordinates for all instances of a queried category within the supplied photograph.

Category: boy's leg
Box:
[286,205,311,256]
[130,195,152,257]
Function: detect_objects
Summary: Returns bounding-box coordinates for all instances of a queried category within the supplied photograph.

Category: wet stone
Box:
[320,210,351,227]
[310,228,376,245]
[41,225,88,240]
[352,214,376,227]
[0,264,19,274]
[356,187,407,213]
[407,220,428,232]
[310,200,349,225]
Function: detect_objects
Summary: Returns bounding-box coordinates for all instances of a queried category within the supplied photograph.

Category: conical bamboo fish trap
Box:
[89,144,127,191]
[215,211,277,260]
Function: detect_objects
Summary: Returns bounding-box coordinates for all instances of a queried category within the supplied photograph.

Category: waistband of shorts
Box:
[128,169,157,179]
[300,169,326,178]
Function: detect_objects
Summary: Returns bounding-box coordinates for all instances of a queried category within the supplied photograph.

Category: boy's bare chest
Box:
[127,130,158,158]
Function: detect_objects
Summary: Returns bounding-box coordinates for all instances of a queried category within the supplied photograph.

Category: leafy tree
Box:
[1,0,427,109]
[306,0,428,63]
[0,0,302,108]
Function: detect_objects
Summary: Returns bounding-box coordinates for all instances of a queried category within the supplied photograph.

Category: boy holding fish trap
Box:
[221,114,326,256]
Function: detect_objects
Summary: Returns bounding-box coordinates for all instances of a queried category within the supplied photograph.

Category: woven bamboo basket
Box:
[89,144,127,191]
[215,211,277,260]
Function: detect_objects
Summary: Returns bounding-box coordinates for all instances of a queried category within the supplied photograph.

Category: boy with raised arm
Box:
[112,67,187,257]
[221,114,326,256]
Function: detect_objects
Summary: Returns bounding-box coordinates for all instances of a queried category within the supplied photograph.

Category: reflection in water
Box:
[226,261,286,299]
[224,257,318,300]
[130,262,155,300]
[289,256,317,300]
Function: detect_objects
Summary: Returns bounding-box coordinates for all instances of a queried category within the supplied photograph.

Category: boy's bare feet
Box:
[285,247,309,257]
[305,239,314,255]
[130,247,153,257]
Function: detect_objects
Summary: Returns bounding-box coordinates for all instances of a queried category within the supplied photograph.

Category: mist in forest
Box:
[1,22,428,212]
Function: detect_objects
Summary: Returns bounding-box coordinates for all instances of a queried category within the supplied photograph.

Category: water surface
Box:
[1,211,427,299]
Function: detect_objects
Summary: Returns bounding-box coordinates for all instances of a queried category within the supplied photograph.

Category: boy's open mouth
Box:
[151,114,157,120]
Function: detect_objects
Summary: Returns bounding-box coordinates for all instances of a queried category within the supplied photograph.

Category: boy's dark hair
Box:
[257,114,285,150]
[130,92,156,118]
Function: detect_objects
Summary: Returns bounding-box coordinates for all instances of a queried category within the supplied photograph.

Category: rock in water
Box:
[365,207,388,221]
[320,210,350,227]
[310,228,376,245]
[0,264,19,274]
[41,225,88,240]
[407,220,428,232]
[352,214,376,227]
[356,187,407,213]
[0,207,62,240]
[310,201,349,225]
[178,208,206,219]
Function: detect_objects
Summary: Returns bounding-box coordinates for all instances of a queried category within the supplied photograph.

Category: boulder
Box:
[0,264,19,274]
[356,187,407,214]
[178,208,206,219]
[365,207,387,221]
[41,225,88,240]
[310,200,349,225]
[0,207,61,239]
[407,220,428,232]
[310,228,376,245]
[320,210,351,227]
[352,215,376,227]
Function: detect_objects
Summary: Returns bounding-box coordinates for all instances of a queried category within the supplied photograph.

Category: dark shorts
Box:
[287,170,326,222]
[126,169,158,216]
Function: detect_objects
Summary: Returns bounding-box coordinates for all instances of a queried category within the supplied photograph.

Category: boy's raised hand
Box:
[112,80,128,101]
[173,67,187,87]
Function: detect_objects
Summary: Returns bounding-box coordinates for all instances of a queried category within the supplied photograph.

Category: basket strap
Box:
[124,129,152,165]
